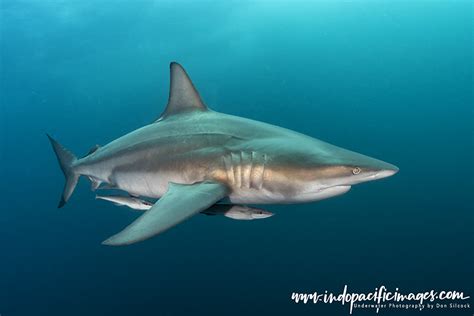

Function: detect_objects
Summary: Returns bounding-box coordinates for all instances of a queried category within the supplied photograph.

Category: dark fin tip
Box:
[58,197,66,208]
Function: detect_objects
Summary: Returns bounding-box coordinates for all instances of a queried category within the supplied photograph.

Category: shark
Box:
[48,62,398,246]
[96,195,274,220]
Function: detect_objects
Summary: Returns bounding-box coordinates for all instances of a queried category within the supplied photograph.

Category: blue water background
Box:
[0,1,472,315]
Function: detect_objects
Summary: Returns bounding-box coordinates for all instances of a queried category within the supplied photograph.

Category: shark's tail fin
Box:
[47,134,79,208]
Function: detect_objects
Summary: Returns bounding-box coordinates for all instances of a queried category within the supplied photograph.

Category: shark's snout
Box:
[322,148,399,186]
[375,164,399,179]
[352,160,399,184]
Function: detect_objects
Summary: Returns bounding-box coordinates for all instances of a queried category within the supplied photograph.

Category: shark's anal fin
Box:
[102,181,228,246]
[157,62,208,121]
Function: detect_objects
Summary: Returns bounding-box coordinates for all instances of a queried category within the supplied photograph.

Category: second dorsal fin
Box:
[87,144,100,155]
[81,144,100,158]
[159,62,207,120]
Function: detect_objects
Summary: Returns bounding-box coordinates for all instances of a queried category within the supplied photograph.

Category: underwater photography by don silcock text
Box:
[0,0,472,315]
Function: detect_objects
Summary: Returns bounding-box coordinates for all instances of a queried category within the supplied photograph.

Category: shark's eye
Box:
[352,167,361,175]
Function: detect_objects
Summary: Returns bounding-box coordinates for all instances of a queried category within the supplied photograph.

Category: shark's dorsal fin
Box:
[158,62,207,120]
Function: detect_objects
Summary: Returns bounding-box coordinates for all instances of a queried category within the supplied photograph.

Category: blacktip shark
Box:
[96,195,273,220]
[48,62,398,246]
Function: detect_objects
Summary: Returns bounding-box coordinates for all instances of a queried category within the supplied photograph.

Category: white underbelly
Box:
[112,170,196,198]
[227,185,351,204]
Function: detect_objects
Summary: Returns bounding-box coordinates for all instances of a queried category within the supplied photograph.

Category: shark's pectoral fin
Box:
[102,181,228,246]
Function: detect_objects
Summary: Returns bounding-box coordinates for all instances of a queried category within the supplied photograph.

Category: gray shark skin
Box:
[48,62,398,246]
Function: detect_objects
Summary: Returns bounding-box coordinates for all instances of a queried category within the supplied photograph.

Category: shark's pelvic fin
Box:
[102,181,228,246]
[89,177,102,191]
[158,62,208,120]
[46,134,79,208]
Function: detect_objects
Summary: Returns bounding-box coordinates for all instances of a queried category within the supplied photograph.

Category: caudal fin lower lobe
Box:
[46,134,79,208]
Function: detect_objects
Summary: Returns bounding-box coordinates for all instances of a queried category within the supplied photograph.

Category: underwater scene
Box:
[0,1,472,315]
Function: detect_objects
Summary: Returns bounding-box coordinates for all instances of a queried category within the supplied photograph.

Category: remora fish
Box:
[202,204,274,220]
[96,195,153,211]
[48,62,398,246]
[96,195,273,220]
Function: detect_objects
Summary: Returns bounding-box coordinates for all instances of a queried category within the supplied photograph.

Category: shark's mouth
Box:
[313,185,351,200]
[297,185,351,202]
